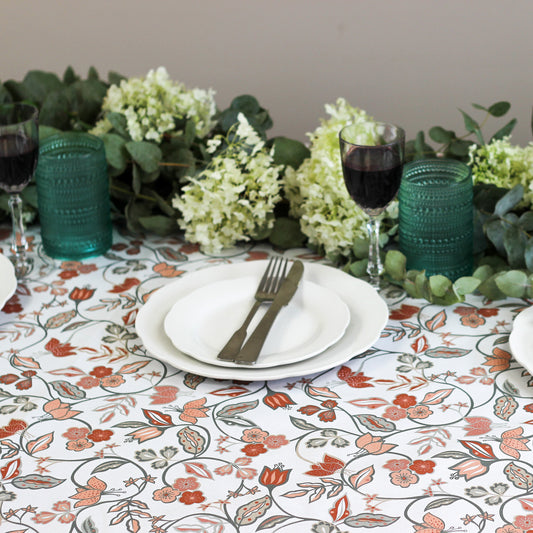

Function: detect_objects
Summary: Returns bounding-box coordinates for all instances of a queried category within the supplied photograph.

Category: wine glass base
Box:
[10,256,33,279]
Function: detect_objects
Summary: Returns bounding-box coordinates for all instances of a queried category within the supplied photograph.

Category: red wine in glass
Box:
[339,122,405,287]
[0,104,39,277]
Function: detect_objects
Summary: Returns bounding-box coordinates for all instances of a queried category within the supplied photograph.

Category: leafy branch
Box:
[406,101,517,162]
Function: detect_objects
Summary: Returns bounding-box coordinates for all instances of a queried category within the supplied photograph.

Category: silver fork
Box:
[217,257,288,361]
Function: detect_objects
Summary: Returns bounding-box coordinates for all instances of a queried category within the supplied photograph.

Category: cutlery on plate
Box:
[232,259,304,365]
[217,257,289,360]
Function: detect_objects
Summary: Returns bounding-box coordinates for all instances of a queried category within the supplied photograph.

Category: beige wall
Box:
[3,0,533,146]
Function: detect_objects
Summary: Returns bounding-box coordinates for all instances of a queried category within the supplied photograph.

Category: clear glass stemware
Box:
[0,103,39,278]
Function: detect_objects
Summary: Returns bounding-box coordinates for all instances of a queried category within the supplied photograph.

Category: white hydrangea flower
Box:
[468,137,533,207]
[90,67,217,143]
[173,114,283,253]
[284,98,379,258]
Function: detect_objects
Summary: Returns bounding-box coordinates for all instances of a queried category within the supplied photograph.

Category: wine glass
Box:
[339,122,405,288]
[0,103,39,278]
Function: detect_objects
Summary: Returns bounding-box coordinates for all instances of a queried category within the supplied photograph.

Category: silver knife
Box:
[233,260,304,365]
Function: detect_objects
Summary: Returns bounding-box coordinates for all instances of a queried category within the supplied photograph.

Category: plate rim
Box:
[163,277,351,369]
[0,253,16,311]
[509,305,533,373]
[136,259,389,381]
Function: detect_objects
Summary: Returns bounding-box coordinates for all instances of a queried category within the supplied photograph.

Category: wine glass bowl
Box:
[0,103,39,278]
[339,122,405,287]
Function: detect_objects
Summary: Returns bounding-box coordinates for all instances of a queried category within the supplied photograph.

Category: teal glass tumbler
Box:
[398,158,473,280]
[35,132,112,259]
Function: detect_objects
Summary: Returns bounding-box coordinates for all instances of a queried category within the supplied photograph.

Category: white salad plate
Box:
[0,254,16,311]
[136,260,389,381]
[163,277,350,368]
[509,305,533,374]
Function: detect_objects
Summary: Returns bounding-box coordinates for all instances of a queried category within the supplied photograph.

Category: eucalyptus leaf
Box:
[39,91,71,129]
[125,141,162,173]
[473,264,494,282]
[491,118,517,142]
[139,215,178,236]
[429,275,452,297]
[268,217,306,249]
[459,109,480,133]
[519,212,533,232]
[478,274,507,300]
[494,270,528,298]
[352,236,369,259]
[384,250,406,282]
[488,101,511,117]
[22,70,63,105]
[63,66,79,85]
[448,139,472,157]
[485,218,507,256]
[494,184,524,216]
[349,259,368,278]
[503,225,527,268]
[429,126,454,144]
[0,84,13,105]
[525,239,533,271]
[271,137,310,169]
[106,112,129,137]
[453,276,482,296]
[101,133,128,173]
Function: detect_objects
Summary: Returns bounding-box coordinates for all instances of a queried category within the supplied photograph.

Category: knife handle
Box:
[233,299,284,365]
[216,300,262,360]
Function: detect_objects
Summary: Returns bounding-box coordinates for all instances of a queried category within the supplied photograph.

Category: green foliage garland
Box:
[2,69,533,303]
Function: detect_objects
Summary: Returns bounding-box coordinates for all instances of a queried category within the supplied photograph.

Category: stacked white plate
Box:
[509,306,533,374]
[0,254,16,311]
[135,260,389,380]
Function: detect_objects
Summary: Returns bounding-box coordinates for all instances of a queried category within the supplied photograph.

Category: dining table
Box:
[0,223,532,533]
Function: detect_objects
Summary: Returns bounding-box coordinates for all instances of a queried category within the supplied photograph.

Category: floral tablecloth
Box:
[0,225,532,533]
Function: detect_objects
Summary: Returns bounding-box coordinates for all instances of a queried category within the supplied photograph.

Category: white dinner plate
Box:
[136,260,389,381]
[163,277,350,368]
[509,305,533,373]
[0,254,16,311]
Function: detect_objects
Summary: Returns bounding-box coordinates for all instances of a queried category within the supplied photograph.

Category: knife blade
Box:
[233,260,304,365]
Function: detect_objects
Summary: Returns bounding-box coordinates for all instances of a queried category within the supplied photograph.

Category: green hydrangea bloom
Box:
[173,114,283,253]
[469,137,533,207]
[91,67,216,143]
[284,98,379,258]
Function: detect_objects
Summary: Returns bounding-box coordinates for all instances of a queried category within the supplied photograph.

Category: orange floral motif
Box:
[499,427,530,459]
[179,397,209,423]
[44,399,81,420]
[127,426,163,444]
[69,287,95,301]
[0,419,27,438]
[356,433,396,455]
[483,347,512,373]
[70,476,106,508]
[390,469,418,487]
[153,262,184,278]
[45,338,77,357]
[263,391,295,409]
[450,459,487,480]
[414,512,445,532]
[259,466,291,488]
[406,405,433,419]
[152,486,178,503]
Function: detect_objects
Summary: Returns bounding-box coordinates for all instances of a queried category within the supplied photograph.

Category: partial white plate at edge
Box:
[163,277,351,369]
[136,260,389,381]
[509,306,533,374]
[0,254,16,311]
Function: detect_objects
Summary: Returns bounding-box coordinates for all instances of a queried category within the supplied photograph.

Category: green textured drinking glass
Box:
[398,158,473,280]
[35,132,112,259]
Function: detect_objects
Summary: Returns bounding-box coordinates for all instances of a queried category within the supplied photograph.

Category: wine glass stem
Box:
[8,194,29,272]
[366,216,383,287]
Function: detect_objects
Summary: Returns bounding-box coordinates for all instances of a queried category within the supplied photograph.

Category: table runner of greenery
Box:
[1,66,533,304]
